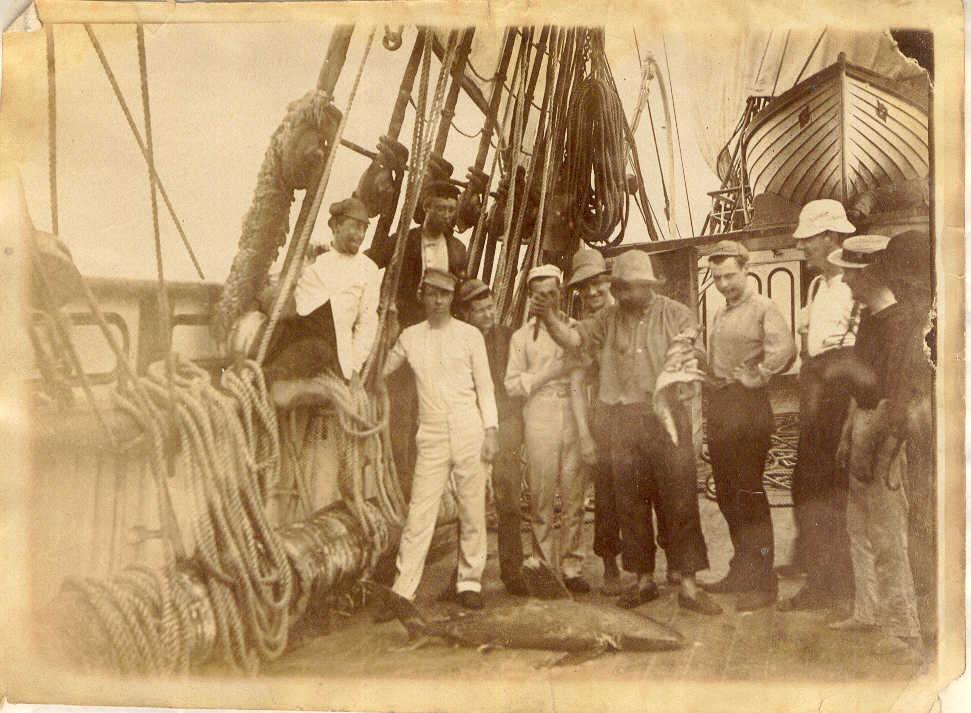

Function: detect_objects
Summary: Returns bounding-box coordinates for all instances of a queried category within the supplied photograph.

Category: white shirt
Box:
[294,248,380,379]
[421,234,449,278]
[385,318,498,430]
[806,273,858,357]
[504,318,573,398]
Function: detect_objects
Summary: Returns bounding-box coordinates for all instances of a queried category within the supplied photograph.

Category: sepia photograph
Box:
[0,1,964,711]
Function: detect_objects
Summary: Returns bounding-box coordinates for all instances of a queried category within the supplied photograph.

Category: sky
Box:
[1,22,727,282]
[0,20,921,284]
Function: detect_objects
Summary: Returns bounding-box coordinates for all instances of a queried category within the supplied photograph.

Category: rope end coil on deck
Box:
[42,356,403,677]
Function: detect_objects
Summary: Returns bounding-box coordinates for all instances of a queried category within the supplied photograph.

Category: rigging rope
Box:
[661,35,695,236]
[771,30,792,96]
[793,27,828,87]
[365,30,459,385]
[753,30,774,89]
[136,24,180,479]
[54,356,293,674]
[45,24,58,235]
[83,25,205,280]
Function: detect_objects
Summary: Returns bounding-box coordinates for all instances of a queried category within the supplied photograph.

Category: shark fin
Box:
[546,644,611,668]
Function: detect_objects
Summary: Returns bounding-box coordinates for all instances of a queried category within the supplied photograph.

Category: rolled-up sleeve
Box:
[574,309,609,358]
[503,328,533,398]
[663,300,708,372]
[471,330,498,429]
[762,301,797,375]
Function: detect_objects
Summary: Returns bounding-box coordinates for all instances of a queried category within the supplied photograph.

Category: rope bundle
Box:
[559,37,630,247]
[53,357,294,675]
[52,565,197,676]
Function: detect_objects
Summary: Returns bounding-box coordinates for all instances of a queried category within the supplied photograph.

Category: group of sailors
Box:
[231,183,935,661]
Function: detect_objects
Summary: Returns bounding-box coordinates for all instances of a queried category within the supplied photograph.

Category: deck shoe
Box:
[456,590,484,610]
[601,575,624,597]
[564,576,592,594]
[372,602,397,624]
[701,571,749,594]
[777,586,833,612]
[677,590,723,616]
[826,616,876,631]
[736,588,777,612]
[617,582,660,609]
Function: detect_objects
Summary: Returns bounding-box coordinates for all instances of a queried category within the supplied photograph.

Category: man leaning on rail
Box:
[228,196,380,407]
[529,250,721,615]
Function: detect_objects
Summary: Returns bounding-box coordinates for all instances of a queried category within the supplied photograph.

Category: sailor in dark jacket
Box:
[367,179,468,328]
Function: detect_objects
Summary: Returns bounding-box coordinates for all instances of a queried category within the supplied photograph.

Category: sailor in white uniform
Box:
[381,268,499,610]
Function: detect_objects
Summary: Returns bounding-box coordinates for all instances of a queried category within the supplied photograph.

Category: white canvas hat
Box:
[793,199,856,239]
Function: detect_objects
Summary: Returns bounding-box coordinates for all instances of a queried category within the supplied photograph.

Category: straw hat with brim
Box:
[422,268,457,292]
[610,250,663,284]
[329,196,370,223]
[827,234,890,270]
[567,248,609,287]
[457,278,491,304]
[793,199,855,239]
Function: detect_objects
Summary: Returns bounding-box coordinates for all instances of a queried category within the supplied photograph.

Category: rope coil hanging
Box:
[559,30,630,247]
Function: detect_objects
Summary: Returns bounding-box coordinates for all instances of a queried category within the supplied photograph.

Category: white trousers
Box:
[392,412,487,600]
[523,390,584,578]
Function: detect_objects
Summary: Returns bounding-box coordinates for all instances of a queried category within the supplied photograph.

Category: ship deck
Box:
[265,495,935,687]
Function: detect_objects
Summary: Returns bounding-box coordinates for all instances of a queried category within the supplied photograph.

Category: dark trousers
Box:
[605,402,708,576]
[262,302,341,384]
[492,414,525,584]
[706,384,776,591]
[791,349,854,598]
[589,404,622,560]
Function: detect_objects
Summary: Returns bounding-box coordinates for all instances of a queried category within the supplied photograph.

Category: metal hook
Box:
[383,26,403,51]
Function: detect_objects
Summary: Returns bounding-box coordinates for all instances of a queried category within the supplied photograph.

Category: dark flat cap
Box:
[421,179,460,202]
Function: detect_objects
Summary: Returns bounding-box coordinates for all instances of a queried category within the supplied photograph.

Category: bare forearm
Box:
[543,309,581,349]
[570,368,592,440]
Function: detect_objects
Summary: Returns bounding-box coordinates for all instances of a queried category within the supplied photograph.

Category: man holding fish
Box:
[529,250,721,615]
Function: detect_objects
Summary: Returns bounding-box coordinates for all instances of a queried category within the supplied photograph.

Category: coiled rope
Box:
[559,32,629,247]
